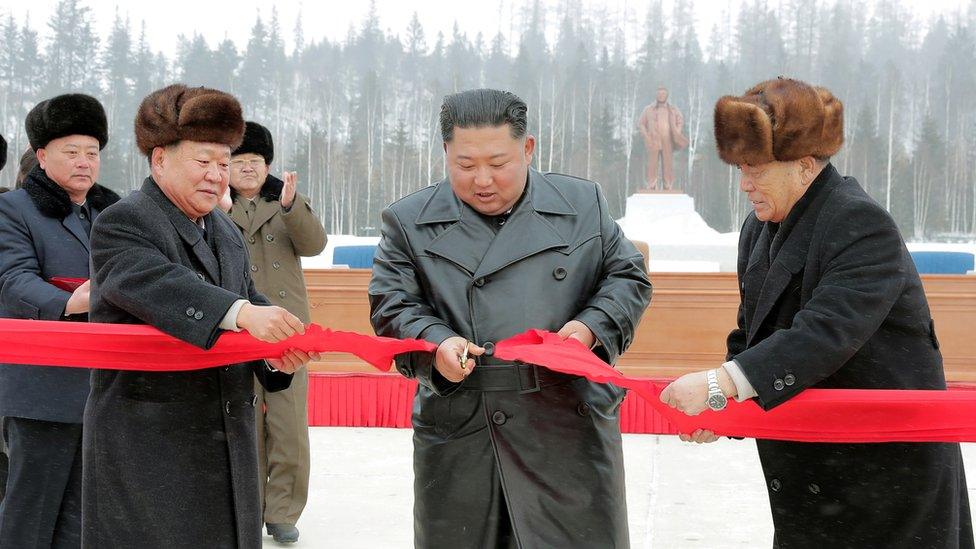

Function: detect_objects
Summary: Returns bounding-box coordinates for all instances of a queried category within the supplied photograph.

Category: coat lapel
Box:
[228,198,250,233]
[473,170,576,279]
[208,212,243,289]
[419,170,576,278]
[745,165,841,345]
[142,178,221,283]
[61,213,91,253]
[418,179,486,275]
[248,199,279,237]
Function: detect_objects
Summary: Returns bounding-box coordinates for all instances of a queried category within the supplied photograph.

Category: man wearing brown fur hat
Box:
[83,84,320,549]
[227,121,326,544]
[0,94,118,548]
[661,77,972,548]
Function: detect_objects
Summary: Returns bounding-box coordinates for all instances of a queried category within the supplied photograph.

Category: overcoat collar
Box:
[141,177,234,285]
[418,169,577,278]
[229,174,283,236]
[745,163,842,345]
[22,165,120,251]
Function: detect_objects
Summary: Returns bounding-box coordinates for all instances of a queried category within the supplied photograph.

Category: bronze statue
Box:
[638,86,688,190]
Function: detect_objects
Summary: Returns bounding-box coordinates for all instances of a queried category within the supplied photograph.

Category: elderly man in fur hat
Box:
[83,84,319,549]
[661,77,973,548]
[224,121,326,544]
[0,94,117,547]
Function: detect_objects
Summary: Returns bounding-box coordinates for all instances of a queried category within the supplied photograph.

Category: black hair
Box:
[439,89,528,142]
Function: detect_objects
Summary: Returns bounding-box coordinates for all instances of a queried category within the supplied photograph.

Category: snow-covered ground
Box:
[269,428,976,548]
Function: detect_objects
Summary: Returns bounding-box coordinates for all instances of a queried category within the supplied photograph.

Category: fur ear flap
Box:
[714,96,775,166]
[813,87,844,158]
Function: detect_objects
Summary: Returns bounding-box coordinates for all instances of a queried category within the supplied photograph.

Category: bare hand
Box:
[679,429,719,444]
[660,371,710,416]
[435,337,485,383]
[236,302,305,343]
[64,279,91,315]
[217,186,233,212]
[267,348,321,374]
[281,171,298,209]
[557,320,595,349]
[660,368,736,416]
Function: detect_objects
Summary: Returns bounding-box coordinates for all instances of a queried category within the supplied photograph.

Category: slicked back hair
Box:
[440,89,528,143]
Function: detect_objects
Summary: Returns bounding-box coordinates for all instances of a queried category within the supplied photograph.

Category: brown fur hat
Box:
[134,84,245,156]
[714,77,844,165]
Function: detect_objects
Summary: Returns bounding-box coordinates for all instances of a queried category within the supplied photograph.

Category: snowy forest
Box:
[0,0,974,239]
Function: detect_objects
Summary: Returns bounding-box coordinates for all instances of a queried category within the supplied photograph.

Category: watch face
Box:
[707,394,728,410]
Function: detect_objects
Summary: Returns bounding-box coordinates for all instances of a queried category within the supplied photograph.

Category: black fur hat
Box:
[26,94,108,151]
[232,121,274,164]
[0,133,7,172]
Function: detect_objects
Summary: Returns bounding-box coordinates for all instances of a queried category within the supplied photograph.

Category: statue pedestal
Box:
[621,193,698,226]
[616,192,738,271]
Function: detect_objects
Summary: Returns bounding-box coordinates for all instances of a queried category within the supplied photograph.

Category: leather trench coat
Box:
[369,169,651,548]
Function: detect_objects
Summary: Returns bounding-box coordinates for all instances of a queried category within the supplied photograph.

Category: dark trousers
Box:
[0,417,83,548]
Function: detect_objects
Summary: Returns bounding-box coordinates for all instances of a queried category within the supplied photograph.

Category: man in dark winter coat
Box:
[369,88,652,548]
[226,121,326,544]
[83,84,318,549]
[662,77,973,548]
[0,94,118,548]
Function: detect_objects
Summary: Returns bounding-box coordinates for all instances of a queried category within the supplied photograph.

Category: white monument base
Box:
[616,192,739,272]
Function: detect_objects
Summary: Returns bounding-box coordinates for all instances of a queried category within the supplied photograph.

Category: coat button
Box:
[474,277,486,287]
[278,290,287,298]
[248,236,256,244]
[491,411,507,425]
[194,311,204,320]
[196,272,205,280]
[808,483,820,495]
[224,401,232,415]
[553,267,567,280]
[250,265,258,272]
[273,261,281,269]
[770,478,782,492]
[186,307,195,317]
[773,379,785,391]
[250,395,258,407]
[784,374,796,386]
[577,402,591,416]
[483,342,495,356]
[266,234,275,242]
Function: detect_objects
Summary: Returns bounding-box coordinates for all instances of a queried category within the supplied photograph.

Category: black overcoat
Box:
[369,169,651,548]
[728,164,973,548]
[82,177,291,549]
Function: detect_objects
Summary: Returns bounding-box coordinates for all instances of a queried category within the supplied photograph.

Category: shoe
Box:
[266,523,300,544]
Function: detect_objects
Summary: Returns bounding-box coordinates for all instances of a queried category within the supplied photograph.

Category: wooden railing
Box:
[304,270,976,382]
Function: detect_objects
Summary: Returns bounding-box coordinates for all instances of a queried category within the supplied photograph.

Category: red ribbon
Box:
[3,318,976,443]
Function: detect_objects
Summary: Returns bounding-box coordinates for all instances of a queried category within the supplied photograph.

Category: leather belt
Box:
[460,362,576,394]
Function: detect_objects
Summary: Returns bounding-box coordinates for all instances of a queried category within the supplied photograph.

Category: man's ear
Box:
[151,146,166,172]
[35,148,47,170]
[524,135,536,162]
[799,156,820,186]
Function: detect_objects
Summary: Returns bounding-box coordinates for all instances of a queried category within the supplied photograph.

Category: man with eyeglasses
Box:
[224,121,326,544]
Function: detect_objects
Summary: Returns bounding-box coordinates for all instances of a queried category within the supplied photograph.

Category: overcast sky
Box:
[0,0,971,58]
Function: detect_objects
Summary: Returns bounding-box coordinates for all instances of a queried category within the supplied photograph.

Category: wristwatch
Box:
[706,369,728,411]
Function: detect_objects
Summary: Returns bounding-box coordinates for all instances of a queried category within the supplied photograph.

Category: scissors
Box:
[459,342,470,371]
